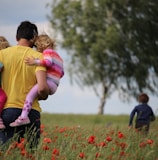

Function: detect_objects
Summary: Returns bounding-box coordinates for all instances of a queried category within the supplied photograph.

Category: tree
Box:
[48,0,158,114]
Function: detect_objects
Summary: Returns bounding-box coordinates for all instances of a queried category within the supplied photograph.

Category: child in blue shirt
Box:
[129,93,155,135]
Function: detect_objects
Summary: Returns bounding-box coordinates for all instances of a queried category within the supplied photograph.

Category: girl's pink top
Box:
[35,49,64,85]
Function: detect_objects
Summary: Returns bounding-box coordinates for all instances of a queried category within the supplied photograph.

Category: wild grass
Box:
[41,113,129,127]
[0,113,157,160]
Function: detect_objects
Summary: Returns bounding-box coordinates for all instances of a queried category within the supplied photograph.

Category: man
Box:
[0,21,49,147]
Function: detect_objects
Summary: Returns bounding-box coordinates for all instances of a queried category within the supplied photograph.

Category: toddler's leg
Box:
[21,84,38,118]
[47,79,58,95]
[10,84,38,127]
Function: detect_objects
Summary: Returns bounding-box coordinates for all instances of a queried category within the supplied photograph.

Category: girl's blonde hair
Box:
[34,34,56,52]
[0,36,10,49]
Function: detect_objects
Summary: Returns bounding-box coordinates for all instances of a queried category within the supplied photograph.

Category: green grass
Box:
[41,113,129,128]
[0,113,157,160]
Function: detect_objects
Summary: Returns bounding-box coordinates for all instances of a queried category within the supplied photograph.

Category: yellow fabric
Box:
[0,46,46,112]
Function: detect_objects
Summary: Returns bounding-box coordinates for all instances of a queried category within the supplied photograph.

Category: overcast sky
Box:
[0,0,158,115]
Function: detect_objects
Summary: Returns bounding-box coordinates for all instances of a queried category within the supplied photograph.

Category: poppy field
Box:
[0,113,157,160]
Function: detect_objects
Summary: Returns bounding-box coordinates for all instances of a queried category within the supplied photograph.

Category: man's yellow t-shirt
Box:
[0,46,46,112]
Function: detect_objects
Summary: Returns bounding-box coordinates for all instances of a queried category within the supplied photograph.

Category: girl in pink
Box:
[10,34,64,127]
[0,36,10,129]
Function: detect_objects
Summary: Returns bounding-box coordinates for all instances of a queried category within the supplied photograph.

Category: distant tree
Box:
[48,0,158,114]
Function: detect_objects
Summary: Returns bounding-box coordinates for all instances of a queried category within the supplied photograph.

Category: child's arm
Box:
[128,107,136,127]
[150,109,156,121]
[24,56,52,68]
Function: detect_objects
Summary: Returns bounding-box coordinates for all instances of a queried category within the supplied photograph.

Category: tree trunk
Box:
[98,97,106,115]
[98,86,108,115]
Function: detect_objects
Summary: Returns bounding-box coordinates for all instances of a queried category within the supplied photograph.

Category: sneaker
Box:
[10,116,30,127]
[0,117,6,129]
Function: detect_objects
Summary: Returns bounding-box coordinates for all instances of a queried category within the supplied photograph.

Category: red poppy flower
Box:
[44,137,52,143]
[106,136,112,142]
[119,142,127,150]
[59,127,67,133]
[139,141,146,148]
[52,148,60,156]
[40,124,45,133]
[120,151,125,156]
[51,155,56,160]
[42,145,50,150]
[79,152,85,159]
[20,138,26,143]
[20,149,27,156]
[96,152,101,158]
[118,131,124,138]
[146,139,154,145]
[99,141,106,147]
[26,153,35,160]
[40,124,45,129]
[16,142,25,150]
[88,135,95,144]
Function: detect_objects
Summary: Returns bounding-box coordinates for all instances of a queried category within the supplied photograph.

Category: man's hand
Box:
[38,94,48,100]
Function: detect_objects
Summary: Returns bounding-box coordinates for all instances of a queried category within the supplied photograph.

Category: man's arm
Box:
[35,70,49,100]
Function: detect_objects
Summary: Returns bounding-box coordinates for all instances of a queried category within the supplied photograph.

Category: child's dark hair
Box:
[138,93,149,103]
[16,21,38,41]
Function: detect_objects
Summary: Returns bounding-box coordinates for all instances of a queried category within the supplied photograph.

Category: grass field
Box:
[41,113,129,128]
[0,113,157,160]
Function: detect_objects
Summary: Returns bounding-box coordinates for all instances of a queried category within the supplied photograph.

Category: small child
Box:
[128,93,155,135]
[10,34,64,127]
[0,36,10,129]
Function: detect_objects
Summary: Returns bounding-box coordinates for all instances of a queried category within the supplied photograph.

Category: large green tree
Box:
[48,0,158,114]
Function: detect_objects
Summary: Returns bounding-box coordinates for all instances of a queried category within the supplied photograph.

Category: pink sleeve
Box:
[35,58,52,67]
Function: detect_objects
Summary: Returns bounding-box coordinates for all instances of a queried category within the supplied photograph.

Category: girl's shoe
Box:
[0,117,6,129]
[10,116,30,127]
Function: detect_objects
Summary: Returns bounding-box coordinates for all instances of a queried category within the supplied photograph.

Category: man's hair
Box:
[16,21,38,41]
[138,93,149,103]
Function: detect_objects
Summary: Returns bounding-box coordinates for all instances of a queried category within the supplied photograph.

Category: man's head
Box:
[16,21,38,47]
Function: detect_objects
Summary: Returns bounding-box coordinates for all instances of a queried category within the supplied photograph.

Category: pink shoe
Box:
[10,116,30,127]
[0,117,6,129]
